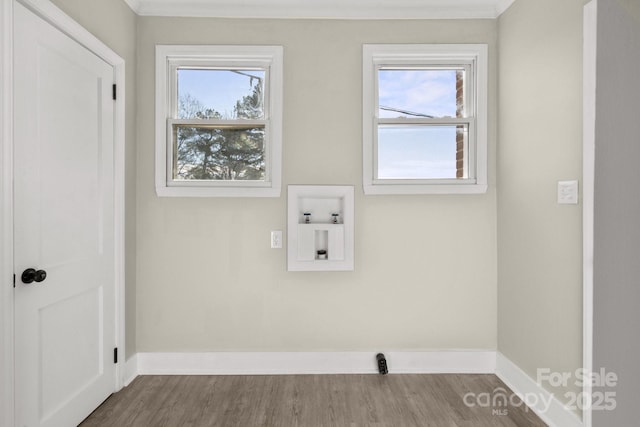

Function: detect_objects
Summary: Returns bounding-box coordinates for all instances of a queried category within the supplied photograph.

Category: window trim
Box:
[155,45,283,197]
[363,44,488,195]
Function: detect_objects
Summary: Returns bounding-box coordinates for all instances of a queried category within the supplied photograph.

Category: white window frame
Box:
[363,44,488,195]
[155,45,283,197]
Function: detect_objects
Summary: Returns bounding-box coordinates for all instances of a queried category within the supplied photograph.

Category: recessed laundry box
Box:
[287,185,354,271]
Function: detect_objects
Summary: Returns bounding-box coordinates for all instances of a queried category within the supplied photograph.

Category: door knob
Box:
[21,268,47,284]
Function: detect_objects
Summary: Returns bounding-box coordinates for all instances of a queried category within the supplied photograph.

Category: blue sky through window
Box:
[176,67,462,179]
[378,69,458,118]
[378,126,463,179]
[177,69,265,119]
[377,69,461,179]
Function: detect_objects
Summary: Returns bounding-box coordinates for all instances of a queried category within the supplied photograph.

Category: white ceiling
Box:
[123,0,517,19]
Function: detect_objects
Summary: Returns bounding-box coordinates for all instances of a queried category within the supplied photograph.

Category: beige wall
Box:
[135,17,498,352]
[497,0,587,403]
[50,0,138,358]
[38,1,590,391]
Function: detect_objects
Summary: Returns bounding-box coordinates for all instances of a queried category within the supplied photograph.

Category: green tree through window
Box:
[174,77,265,181]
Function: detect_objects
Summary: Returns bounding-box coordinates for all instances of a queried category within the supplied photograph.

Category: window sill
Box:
[156,185,281,198]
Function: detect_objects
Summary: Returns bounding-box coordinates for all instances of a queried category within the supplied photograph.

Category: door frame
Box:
[582,1,597,427]
[0,0,126,425]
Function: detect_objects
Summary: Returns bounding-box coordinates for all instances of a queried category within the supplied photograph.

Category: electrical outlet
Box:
[271,230,282,249]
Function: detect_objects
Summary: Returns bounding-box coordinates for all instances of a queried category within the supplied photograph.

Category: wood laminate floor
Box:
[80,374,547,427]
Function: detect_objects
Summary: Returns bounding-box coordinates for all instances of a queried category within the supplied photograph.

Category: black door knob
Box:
[21,268,47,284]
[34,269,47,282]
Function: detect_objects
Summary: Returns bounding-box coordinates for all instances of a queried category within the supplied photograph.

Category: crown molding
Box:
[495,0,516,16]
[122,0,142,14]
[127,0,515,19]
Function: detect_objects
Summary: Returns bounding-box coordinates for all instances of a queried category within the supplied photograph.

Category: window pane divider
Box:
[376,117,472,126]
[169,118,267,127]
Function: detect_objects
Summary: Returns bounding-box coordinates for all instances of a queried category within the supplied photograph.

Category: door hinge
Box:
[114,347,118,364]
[13,274,16,288]
[112,84,117,101]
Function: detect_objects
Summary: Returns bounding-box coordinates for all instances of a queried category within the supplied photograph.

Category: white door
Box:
[13,3,117,426]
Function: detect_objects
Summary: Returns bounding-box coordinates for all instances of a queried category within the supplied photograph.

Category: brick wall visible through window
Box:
[456,70,465,179]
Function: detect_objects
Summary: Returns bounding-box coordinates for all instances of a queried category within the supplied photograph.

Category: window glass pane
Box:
[378,69,464,119]
[173,124,265,181]
[177,69,265,119]
[377,125,468,179]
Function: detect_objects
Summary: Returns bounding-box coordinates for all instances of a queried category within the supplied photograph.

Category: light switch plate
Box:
[271,230,283,249]
[558,180,579,204]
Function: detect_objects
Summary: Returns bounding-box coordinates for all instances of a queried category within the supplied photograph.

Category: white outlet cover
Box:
[271,230,283,248]
[557,180,579,205]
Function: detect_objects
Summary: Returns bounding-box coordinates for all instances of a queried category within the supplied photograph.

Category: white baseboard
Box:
[387,350,496,374]
[135,351,496,375]
[124,354,138,386]
[495,352,583,427]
